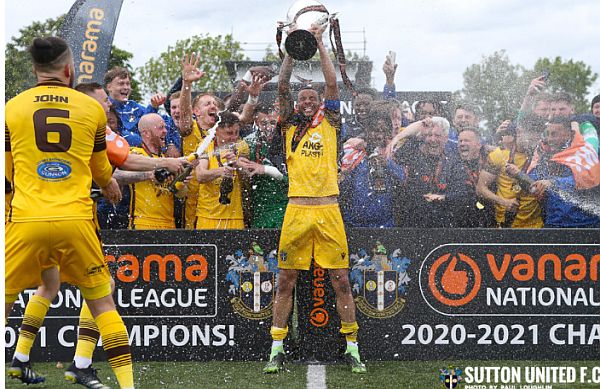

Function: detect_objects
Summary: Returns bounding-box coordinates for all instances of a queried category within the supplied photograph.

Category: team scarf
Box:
[528,128,600,189]
[340,144,367,172]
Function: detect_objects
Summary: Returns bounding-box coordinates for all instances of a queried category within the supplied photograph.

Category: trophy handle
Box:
[276,2,329,61]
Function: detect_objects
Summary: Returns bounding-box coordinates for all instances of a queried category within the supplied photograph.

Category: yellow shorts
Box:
[278,203,349,270]
[131,221,176,230]
[5,220,111,300]
[195,216,244,230]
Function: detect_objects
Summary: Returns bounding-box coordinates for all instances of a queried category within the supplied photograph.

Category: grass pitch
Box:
[5,360,600,388]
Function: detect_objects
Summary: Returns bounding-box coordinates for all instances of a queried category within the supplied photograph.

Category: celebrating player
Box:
[263,23,366,374]
[5,37,135,388]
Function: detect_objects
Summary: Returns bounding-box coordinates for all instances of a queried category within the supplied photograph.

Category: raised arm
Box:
[311,23,338,101]
[239,73,269,125]
[382,52,397,99]
[179,53,204,138]
[120,153,185,174]
[113,169,154,186]
[388,118,431,153]
[278,54,295,123]
[519,76,546,113]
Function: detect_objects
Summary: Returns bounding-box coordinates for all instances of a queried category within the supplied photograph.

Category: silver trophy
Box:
[281,0,333,61]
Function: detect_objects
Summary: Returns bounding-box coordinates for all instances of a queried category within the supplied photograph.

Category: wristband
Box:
[247,94,259,105]
[263,165,284,180]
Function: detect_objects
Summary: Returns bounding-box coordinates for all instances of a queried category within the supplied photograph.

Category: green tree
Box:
[455,50,530,133]
[532,57,598,113]
[262,44,280,62]
[5,15,140,101]
[5,16,64,100]
[137,34,248,96]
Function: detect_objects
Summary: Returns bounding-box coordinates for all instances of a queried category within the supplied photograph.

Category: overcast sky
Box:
[4,0,600,101]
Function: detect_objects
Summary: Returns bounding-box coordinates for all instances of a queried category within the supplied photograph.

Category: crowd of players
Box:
[5,27,600,388]
[50,50,600,232]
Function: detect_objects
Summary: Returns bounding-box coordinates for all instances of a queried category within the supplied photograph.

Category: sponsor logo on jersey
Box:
[37,159,72,181]
[300,131,324,157]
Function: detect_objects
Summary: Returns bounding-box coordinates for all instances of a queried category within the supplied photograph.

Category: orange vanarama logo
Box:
[428,253,481,306]
[310,266,329,327]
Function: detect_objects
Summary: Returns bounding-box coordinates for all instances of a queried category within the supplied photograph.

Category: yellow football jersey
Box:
[182,121,205,229]
[283,109,340,198]
[5,82,111,222]
[196,139,249,222]
[182,120,205,156]
[128,147,175,229]
[487,147,543,228]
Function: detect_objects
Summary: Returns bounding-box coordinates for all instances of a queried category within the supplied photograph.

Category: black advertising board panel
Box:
[5,229,599,362]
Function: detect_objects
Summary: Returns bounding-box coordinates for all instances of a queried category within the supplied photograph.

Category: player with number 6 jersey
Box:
[5,82,110,222]
[5,36,134,389]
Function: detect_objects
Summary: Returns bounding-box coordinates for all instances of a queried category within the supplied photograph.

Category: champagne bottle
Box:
[166,153,198,193]
[151,153,198,194]
[219,176,234,204]
[168,164,194,193]
[153,168,171,183]
[513,171,534,193]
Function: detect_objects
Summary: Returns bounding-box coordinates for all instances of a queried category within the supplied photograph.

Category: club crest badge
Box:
[349,241,411,319]
[226,242,279,320]
[439,366,463,388]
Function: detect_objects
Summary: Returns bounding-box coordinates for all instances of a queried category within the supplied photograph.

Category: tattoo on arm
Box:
[113,170,152,186]
[278,56,294,122]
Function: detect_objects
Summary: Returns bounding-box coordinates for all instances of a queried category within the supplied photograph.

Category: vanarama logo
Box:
[37,159,72,181]
[226,243,278,320]
[420,244,600,316]
[350,241,411,319]
[428,253,481,307]
[310,266,329,327]
[77,8,105,84]
[103,244,218,318]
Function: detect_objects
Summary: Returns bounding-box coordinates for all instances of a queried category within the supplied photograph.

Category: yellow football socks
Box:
[73,302,99,368]
[270,326,289,341]
[14,295,50,361]
[95,310,134,388]
[340,321,359,343]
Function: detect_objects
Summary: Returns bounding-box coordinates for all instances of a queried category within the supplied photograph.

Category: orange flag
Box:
[549,128,600,189]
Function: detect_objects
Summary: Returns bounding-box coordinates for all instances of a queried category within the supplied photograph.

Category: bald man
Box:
[128,113,187,229]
